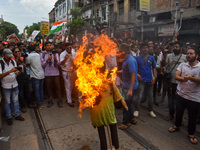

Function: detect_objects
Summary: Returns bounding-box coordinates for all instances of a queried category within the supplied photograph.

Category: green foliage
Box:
[27,23,40,36]
[70,7,82,19]
[66,18,85,36]
[0,21,19,39]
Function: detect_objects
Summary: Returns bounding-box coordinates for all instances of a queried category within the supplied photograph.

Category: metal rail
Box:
[34,108,53,150]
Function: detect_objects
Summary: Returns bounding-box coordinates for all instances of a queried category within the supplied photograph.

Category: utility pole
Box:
[141,11,144,42]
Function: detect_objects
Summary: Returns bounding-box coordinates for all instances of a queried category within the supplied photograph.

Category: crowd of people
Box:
[0,35,200,147]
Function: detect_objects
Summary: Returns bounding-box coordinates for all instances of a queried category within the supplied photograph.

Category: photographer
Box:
[12,47,31,112]
[41,42,62,108]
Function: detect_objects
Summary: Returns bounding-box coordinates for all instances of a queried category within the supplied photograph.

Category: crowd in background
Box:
[0,35,200,146]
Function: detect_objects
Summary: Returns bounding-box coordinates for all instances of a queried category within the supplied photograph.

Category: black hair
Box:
[188,46,198,55]
[44,41,51,46]
[173,41,182,47]
[140,43,148,49]
[12,47,19,53]
[17,42,24,47]
[27,45,35,52]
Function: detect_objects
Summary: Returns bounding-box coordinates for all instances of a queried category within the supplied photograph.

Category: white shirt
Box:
[60,50,74,72]
[0,59,18,89]
[26,51,45,79]
[176,62,200,103]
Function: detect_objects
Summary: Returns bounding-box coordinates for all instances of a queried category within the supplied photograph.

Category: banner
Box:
[41,21,49,35]
[27,30,40,42]
[7,33,20,43]
[140,0,150,12]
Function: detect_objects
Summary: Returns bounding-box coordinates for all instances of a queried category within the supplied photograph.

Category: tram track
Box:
[34,108,53,150]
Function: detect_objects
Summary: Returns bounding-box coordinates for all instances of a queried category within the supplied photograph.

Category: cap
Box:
[119,43,130,54]
[3,49,14,57]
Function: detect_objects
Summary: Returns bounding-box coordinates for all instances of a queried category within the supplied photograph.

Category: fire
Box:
[74,34,118,108]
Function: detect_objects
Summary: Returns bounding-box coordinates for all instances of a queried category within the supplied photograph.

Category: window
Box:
[96,9,99,17]
[119,1,124,15]
[130,0,136,11]
[56,8,58,17]
[102,7,106,20]
[59,6,61,15]
[63,3,66,13]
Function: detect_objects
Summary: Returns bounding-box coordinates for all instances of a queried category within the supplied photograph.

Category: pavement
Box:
[0,95,200,150]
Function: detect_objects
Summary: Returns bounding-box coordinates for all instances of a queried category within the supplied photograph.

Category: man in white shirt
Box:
[60,43,75,107]
[0,49,25,125]
[169,47,200,145]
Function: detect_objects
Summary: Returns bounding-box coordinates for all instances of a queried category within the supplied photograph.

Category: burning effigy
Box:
[74,33,128,150]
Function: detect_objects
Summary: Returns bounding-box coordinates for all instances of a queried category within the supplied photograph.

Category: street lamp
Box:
[171,0,184,41]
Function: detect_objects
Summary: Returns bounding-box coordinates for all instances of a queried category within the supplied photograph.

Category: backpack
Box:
[0,59,15,72]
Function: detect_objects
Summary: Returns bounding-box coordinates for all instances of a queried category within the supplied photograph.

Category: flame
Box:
[74,34,118,108]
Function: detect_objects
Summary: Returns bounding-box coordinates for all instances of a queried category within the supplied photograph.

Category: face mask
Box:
[173,49,181,55]
[187,56,196,62]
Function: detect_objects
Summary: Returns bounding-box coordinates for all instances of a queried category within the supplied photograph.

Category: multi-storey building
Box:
[49,8,55,30]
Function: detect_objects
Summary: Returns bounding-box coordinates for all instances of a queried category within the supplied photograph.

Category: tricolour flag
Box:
[49,20,68,35]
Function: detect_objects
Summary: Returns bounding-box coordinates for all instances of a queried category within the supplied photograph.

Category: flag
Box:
[49,20,68,35]
[27,30,40,42]
[7,33,20,43]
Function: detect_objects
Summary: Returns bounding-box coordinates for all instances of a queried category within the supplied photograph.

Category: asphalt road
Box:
[0,95,200,150]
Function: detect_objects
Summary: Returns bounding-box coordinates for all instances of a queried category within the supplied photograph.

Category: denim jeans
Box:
[31,78,44,106]
[122,88,135,124]
[135,81,153,111]
[2,87,20,119]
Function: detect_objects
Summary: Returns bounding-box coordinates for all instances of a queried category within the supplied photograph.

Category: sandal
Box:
[168,126,180,133]
[118,123,131,130]
[188,135,198,145]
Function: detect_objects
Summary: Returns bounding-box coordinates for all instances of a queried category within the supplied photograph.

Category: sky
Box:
[0,0,57,33]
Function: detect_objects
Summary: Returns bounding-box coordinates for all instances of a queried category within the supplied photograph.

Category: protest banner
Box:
[7,33,20,43]
[41,21,49,35]
[27,30,40,42]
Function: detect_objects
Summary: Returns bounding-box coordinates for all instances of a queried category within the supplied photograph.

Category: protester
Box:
[118,43,138,129]
[0,49,25,125]
[134,43,157,118]
[41,42,63,108]
[163,41,187,120]
[60,43,75,107]
[169,47,200,145]
[26,45,45,109]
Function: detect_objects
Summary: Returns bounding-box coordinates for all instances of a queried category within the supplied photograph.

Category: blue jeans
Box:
[122,88,135,124]
[31,78,44,106]
[2,87,20,119]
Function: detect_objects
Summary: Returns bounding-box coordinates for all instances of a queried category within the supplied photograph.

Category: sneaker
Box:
[7,118,13,125]
[15,115,25,121]
[47,101,54,108]
[58,101,63,108]
[134,111,139,118]
[118,123,131,130]
[149,111,156,118]
[130,118,137,124]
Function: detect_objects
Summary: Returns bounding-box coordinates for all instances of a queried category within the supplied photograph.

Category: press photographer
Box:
[12,47,31,113]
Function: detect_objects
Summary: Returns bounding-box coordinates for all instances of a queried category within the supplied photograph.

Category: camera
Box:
[15,66,22,71]
[21,52,28,58]
[51,49,58,55]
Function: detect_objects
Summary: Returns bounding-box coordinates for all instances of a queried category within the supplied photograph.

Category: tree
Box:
[66,7,86,36]
[0,21,19,39]
[27,23,40,36]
